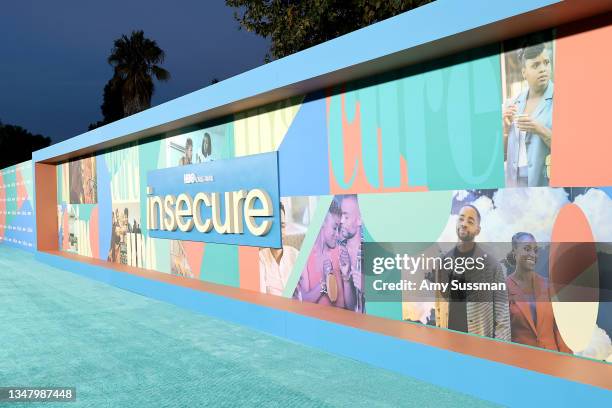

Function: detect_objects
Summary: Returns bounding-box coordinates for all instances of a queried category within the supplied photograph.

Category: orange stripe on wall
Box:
[239,246,260,292]
[551,12,612,186]
[35,163,58,251]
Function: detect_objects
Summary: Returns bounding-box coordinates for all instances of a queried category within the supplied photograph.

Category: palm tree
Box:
[108,30,170,116]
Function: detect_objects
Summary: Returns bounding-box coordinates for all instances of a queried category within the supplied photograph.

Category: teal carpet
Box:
[0,246,499,407]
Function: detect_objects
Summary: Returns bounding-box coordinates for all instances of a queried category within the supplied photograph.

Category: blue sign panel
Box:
[146,152,280,248]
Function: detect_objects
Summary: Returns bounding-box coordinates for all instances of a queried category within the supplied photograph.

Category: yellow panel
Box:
[233,96,303,157]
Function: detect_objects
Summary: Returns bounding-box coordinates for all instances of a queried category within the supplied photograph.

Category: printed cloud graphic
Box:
[438,188,570,259]
[575,326,612,361]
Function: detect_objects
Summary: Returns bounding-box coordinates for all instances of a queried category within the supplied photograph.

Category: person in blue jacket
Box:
[503,42,553,187]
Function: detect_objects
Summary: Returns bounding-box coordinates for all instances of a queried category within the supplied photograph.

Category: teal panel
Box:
[425,45,504,189]
[200,243,239,287]
[359,191,453,242]
[327,45,504,192]
[138,138,164,238]
[153,238,171,274]
[366,302,403,321]
[220,119,236,159]
[20,163,34,203]
[358,82,381,189]
[328,87,357,190]
[76,204,96,222]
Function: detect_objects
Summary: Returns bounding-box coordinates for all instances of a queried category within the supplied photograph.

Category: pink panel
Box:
[16,168,27,209]
[62,209,70,250]
[552,15,612,186]
[239,246,260,292]
[182,241,205,280]
[89,205,99,259]
[549,203,597,298]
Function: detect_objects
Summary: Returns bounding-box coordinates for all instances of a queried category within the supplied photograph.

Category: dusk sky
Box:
[0,0,270,143]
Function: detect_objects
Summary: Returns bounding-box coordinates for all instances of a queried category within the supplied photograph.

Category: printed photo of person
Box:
[505,232,572,352]
[259,202,299,296]
[502,31,554,187]
[57,205,63,248]
[259,196,317,296]
[178,137,193,166]
[195,132,213,163]
[67,205,78,253]
[433,187,612,357]
[69,157,97,204]
[434,204,511,340]
[294,199,344,307]
[338,194,365,313]
[294,195,364,313]
[166,126,230,168]
[107,202,143,267]
[170,240,194,279]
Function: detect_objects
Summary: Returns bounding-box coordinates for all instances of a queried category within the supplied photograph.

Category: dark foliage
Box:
[0,121,51,168]
[226,0,434,60]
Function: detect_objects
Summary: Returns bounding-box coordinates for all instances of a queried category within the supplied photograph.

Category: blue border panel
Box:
[278,91,330,196]
[96,156,112,260]
[36,250,612,407]
[32,0,562,163]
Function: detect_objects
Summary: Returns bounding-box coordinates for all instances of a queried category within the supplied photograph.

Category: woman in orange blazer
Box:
[505,232,572,353]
